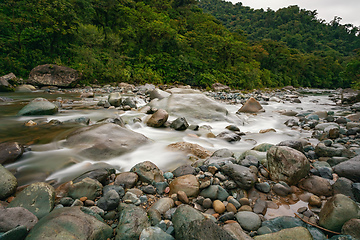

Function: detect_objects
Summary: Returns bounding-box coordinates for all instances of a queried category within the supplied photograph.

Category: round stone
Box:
[213,200,226,214]
[235,211,262,231]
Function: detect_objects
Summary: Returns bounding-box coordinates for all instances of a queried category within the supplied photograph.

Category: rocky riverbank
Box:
[1,83,360,240]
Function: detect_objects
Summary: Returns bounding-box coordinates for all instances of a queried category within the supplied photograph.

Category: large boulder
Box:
[254,227,313,240]
[8,182,55,219]
[298,175,333,196]
[18,98,58,116]
[221,163,256,190]
[333,157,360,182]
[0,73,16,91]
[149,89,241,123]
[237,97,264,113]
[266,146,310,185]
[130,161,164,183]
[116,203,150,240]
[146,109,168,128]
[63,123,150,160]
[28,64,79,87]
[0,207,38,232]
[172,205,233,240]
[25,206,112,240]
[68,177,103,200]
[342,219,360,240]
[0,164,17,200]
[167,142,212,159]
[319,194,360,232]
[169,174,200,197]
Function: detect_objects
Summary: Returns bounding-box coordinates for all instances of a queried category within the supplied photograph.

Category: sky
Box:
[229,0,360,27]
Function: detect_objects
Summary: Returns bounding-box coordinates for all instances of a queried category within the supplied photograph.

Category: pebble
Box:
[213,200,226,214]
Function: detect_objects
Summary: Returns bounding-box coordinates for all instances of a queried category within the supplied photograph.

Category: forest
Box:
[0,0,359,89]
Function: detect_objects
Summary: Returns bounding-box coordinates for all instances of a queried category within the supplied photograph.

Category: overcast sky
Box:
[229,0,360,27]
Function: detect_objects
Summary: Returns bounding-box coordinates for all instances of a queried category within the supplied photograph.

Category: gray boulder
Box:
[235,211,262,231]
[108,92,122,107]
[298,175,333,196]
[254,227,313,240]
[342,219,360,240]
[319,194,360,232]
[221,163,256,190]
[8,182,55,219]
[169,174,199,197]
[116,203,150,240]
[146,109,168,128]
[266,146,310,185]
[0,164,17,200]
[170,117,189,131]
[0,207,38,232]
[333,157,360,182]
[130,161,164,184]
[28,64,79,87]
[0,142,24,164]
[18,98,58,116]
[63,123,150,160]
[25,206,112,240]
[237,97,264,113]
[140,227,175,240]
[68,177,103,200]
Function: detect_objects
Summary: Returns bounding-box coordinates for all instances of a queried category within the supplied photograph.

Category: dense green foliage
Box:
[0,0,359,89]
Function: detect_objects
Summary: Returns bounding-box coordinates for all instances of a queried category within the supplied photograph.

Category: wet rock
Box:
[0,207,38,232]
[333,177,355,200]
[8,182,55,219]
[26,206,112,240]
[252,143,274,152]
[315,143,345,157]
[172,205,233,240]
[212,200,225,214]
[130,161,164,183]
[68,177,103,200]
[200,185,229,201]
[96,190,120,211]
[149,90,238,123]
[64,123,150,160]
[28,64,79,87]
[123,192,141,205]
[333,157,360,182]
[319,194,360,232]
[237,97,264,113]
[18,98,58,116]
[147,109,168,128]
[140,226,175,240]
[235,211,262,231]
[170,117,189,131]
[308,195,322,208]
[0,73,16,91]
[115,172,139,189]
[277,140,304,152]
[116,203,150,240]
[272,183,292,196]
[73,168,115,186]
[223,221,253,240]
[254,227,312,240]
[255,182,271,193]
[216,131,241,143]
[0,164,17,200]
[150,198,175,215]
[0,142,24,165]
[167,142,212,159]
[108,92,122,107]
[352,183,360,202]
[221,163,256,190]
[240,155,260,168]
[267,146,310,185]
[169,174,199,197]
[299,175,333,197]
[149,88,171,100]
[342,219,360,240]
[172,164,196,178]
[0,225,28,240]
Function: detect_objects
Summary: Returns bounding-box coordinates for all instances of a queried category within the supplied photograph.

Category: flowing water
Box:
[1,90,342,190]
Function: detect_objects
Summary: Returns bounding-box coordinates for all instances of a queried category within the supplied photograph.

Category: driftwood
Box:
[294,212,340,235]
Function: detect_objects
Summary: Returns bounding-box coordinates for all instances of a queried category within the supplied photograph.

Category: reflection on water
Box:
[265,200,308,220]
[0,90,340,186]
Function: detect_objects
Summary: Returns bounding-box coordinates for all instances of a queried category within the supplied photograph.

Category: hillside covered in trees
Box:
[0,0,359,89]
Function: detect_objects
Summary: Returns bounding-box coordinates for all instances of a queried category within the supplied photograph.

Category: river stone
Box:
[221,163,256,190]
[170,117,189,131]
[235,211,262,231]
[96,190,120,211]
[147,109,168,128]
[25,206,112,240]
[140,226,175,240]
[130,161,164,183]
[169,174,199,197]
[237,97,264,113]
[333,177,355,200]
[73,168,115,186]
[150,198,175,214]
[63,123,150,160]
[342,219,360,240]
[18,98,58,116]
[108,92,122,107]
[28,64,78,87]
[149,88,171,100]
[298,175,333,196]
[266,146,310,185]
[255,182,271,193]
[252,143,274,152]
[277,140,304,152]
[333,158,360,182]
[172,164,196,177]
[0,142,24,165]
[213,200,226,214]
[172,205,233,240]
[149,89,241,123]
[319,194,360,232]
[0,207,38,232]
[272,183,292,196]
[254,227,312,240]
[114,172,138,189]
[68,177,103,200]
[315,123,340,131]
[167,142,212,159]
[116,203,150,240]
[8,182,55,219]
[0,164,17,200]
[315,143,345,157]
[223,222,253,240]
[352,183,360,202]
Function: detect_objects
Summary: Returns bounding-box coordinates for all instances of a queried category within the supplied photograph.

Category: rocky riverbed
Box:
[1,83,360,240]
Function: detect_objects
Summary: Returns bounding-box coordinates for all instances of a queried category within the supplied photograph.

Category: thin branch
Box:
[294,212,341,235]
